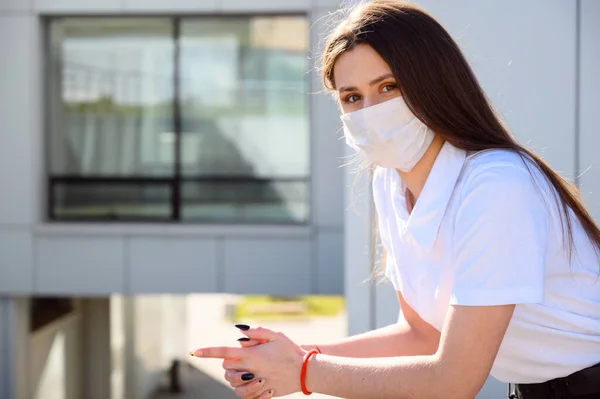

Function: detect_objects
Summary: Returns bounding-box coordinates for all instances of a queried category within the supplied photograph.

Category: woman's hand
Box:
[225,337,270,398]
[223,369,269,399]
[191,326,306,398]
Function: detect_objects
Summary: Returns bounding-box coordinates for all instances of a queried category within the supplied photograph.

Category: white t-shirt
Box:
[373,141,600,383]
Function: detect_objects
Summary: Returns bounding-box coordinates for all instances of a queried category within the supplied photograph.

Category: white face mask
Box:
[340,96,434,171]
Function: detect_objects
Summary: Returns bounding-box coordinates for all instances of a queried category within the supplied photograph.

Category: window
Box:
[47,17,310,224]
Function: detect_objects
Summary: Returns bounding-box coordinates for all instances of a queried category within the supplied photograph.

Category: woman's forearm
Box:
[305,354,447,399]
[301,321,440,358]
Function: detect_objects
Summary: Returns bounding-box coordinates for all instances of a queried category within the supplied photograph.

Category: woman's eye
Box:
[382,84,397,93]
[345,94,361,103]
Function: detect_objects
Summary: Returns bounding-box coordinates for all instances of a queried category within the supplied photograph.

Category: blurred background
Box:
[0,0,598,398]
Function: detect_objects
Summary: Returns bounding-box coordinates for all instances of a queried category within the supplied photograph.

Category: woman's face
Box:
[333,43,401,114]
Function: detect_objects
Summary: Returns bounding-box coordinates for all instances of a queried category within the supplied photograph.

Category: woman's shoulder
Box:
[464,148,533,174]
[456,148,554,211]
[459,148,547,190]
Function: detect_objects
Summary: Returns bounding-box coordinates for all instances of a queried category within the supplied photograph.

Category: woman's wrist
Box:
[300,344,323,353]
[300,349,320,395]
[303,351,324,395]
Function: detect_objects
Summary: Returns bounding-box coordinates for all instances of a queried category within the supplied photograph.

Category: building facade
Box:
[0,0,344,398]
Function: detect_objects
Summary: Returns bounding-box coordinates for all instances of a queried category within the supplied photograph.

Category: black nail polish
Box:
[235,324,250,331]
[237,337,250,342]
[258,379,263,384]
[241,373,254,381]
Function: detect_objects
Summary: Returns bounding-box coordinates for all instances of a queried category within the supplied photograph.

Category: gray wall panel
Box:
[35,236,125,294]
[579,0,600,221]
[128,237,219,293]
[0,16,35,225]
[223,238,311,295]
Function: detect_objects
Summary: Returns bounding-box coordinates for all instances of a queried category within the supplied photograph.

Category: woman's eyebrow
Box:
[338,73,395,93]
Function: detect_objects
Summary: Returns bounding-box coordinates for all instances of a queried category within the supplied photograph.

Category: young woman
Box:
[190,1,600,398]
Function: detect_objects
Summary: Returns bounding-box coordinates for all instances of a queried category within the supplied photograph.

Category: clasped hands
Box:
[190,324,313,398]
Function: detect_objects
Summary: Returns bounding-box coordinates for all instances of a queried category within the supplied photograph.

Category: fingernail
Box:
[235,324,250,331]
[258,379,263,384]
[188,351,195,357]
[268,390,273,396]
[241,373,254,381]
[189,349,201,357]
[237,337,250,342]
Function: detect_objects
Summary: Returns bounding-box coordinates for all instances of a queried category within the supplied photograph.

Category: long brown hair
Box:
[321,0,600,271]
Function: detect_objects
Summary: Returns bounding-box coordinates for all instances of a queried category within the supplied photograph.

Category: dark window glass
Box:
[51,180,172,220]
[181,179,308,223]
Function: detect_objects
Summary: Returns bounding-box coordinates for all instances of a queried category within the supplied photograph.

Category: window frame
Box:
[44,14,312,225]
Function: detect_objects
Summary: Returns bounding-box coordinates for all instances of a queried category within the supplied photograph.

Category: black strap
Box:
[563,363,600,397]
[515,362,600,398]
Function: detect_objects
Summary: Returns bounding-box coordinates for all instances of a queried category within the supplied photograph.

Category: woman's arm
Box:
[195,303,513,399]
[305,304,514,399]
[302,291,440,358]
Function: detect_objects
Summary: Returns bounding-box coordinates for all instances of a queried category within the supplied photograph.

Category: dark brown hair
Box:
[321,0,600,272]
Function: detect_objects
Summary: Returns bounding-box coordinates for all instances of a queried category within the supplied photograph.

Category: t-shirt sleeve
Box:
[450,164,550,306]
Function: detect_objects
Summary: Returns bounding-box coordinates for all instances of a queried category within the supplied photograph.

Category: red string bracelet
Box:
[300,349,319,395]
